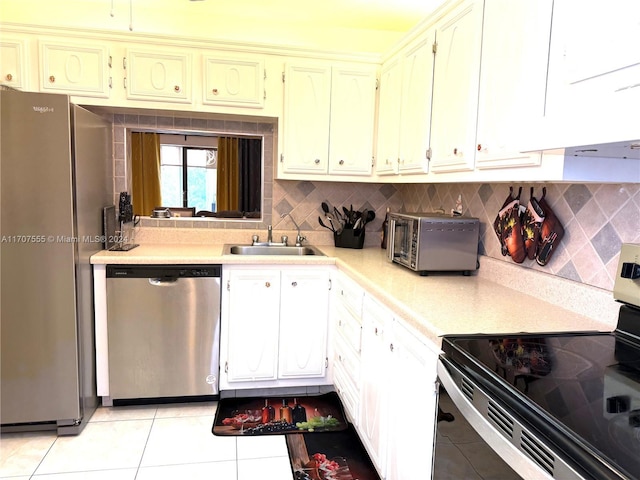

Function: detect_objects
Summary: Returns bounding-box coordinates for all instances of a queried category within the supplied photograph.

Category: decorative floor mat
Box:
[287,425,381,480]
[212,392,347,436]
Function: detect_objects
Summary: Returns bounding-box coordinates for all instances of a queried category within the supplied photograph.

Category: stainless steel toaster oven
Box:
[386,212,479,275]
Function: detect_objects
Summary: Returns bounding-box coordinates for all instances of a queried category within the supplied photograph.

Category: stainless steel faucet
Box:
[280,212,306,246]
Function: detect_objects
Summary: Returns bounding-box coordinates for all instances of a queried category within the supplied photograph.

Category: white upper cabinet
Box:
[281,62,377,178]
[475,0,552,170]
[375,57,403,175]
[282,63,332,174]
[543,0,640,147]
[0,36,28,90]
[376,31,435,177]
[328,66,376,176]
[39,40,111,98]
[429,0,483,173]
[202,54,265,108]
[398,33,435,175]
[125,48,192,104]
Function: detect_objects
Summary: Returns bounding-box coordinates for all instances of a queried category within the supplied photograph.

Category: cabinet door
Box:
[386,321,439,480]
[429,0,483,173]
[398,33,435,174]
[224,269,280,382]
[375,57,402,175]
[203,54,265,108]
[39,41,110,98]
[279,269,330,378]
[126,48,192,103]
[475,0,551,169]
[545,0,640,145]
[0,38,27,89]
[282,63,331,174]
[359,295,391,476]
[328,66,376,176]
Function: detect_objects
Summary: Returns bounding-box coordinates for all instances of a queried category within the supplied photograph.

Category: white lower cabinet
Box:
[332,272,364,423]
[359,295,391,477]
[220,265,331,390]
[386,321,439,480]
[332,273,441,479]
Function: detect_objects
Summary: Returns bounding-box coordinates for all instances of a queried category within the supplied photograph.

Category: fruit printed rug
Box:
[212,392,347,436]
[287,425,381,480]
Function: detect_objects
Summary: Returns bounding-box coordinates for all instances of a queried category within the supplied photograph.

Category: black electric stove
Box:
[438,244,640,480]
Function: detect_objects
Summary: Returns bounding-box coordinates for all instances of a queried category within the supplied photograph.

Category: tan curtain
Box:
[216,137,239,211]
[131,132,161,216]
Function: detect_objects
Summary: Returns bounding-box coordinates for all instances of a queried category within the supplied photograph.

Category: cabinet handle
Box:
[389,343,394,352]
[291,281,297,287]
[174,85,181,92]
[314,158,320,164]
[6,73,13,81]
[49,75,56,83]
[265,281,271,288]
[338,320,342,326]
[374,327,378,335]
[212,88,219,95]
[339,159,345,165]
[477,144,482,151]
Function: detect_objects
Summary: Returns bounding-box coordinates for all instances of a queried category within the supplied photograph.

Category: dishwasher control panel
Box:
[106,264,222,278]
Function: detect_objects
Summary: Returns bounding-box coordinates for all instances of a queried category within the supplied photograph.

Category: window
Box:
[160,144,217,212]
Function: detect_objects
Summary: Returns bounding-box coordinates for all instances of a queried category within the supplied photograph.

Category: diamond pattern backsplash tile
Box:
[398,182,640,291]
[93,108,638,293]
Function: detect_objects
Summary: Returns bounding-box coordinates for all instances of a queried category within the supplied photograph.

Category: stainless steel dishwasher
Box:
[105,265,221,403]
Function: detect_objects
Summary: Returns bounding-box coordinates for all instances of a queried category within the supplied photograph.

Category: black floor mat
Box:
[212,392,347,436]
[287,425,381,480]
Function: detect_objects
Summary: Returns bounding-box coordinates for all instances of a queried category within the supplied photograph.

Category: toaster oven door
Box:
[390,216,414,269]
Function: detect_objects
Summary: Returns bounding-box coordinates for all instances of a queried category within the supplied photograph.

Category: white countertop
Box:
[91,243,619,347]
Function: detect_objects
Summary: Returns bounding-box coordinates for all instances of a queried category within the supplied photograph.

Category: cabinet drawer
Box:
[335,274,364,319]
[335,304,362,353]
[333,362,359,424]
[334,335,360,387]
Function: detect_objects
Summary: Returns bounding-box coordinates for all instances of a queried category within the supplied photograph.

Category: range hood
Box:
[542,140,640,160]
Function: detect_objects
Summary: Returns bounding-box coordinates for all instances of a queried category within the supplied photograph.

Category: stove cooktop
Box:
[442,306,640,480]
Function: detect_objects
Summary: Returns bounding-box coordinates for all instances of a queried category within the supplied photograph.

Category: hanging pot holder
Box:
[522,187,546,260]
[536,187,565,266]
[493,187,520,257]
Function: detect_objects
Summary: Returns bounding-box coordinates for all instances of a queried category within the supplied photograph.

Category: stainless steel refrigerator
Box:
[1,89,113,434]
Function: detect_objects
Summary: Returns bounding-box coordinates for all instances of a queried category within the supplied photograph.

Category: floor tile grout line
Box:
[132,408,158,479]
[28,432,59,479]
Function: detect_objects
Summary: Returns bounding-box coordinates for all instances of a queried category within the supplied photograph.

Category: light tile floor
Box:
[434,392,521,480]
[2,395,521,480]
[0,401,292,480]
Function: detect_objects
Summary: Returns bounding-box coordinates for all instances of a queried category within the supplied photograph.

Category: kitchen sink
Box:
[223,244,325,256]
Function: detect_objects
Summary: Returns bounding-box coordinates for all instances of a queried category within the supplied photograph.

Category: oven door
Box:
[388,216,414,269]
[436,356,585,480]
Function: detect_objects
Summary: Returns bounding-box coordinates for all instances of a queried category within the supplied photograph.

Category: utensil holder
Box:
[334,229,365,249]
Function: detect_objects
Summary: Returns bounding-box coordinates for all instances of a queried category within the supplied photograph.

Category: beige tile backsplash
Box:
[97,109,639,293]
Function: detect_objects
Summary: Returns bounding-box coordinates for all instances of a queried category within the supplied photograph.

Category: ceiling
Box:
[177,0,446,32]
[1,0,448,53]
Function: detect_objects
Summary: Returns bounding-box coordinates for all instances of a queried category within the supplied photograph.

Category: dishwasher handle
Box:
[149,277,179,286]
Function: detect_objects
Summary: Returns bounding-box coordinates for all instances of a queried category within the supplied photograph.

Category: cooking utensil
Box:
[318,216,335,232]
[366,210,375,223]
